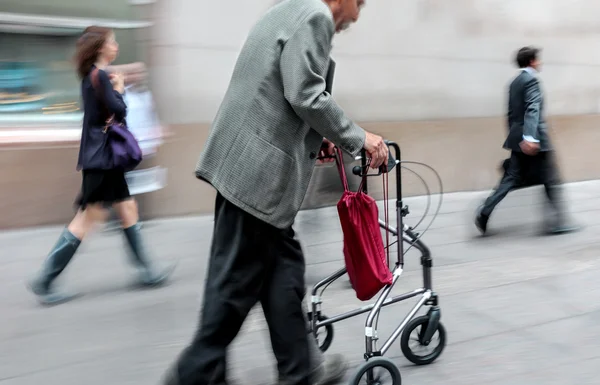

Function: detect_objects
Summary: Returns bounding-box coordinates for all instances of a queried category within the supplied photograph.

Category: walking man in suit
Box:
[163,1,388,384]
[475,46,577,235]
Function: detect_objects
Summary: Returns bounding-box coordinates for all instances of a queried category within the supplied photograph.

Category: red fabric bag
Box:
[336,148,393,301]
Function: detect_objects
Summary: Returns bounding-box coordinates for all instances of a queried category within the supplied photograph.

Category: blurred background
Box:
[2,0,600,229]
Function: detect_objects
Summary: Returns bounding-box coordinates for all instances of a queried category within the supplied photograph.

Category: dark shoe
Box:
[310,354,348,385]
[123,223,175,287]
[546,224,580,235]
[475,212,489,235]
[161,364,179,385]
[27,228,80,305]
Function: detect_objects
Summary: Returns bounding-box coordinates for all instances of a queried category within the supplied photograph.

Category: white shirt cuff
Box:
[523,135,540,143]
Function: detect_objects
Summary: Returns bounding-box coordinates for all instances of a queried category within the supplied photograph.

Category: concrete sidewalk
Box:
[2,180,600,384]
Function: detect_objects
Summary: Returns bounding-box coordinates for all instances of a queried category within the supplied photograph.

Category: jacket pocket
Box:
[223,134,294,215]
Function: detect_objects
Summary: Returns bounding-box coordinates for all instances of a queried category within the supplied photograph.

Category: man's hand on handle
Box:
[317,139,336,164]
[364,131,388,169]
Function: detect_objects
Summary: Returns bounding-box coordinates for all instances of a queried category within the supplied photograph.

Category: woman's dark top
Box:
[77,65,127,170]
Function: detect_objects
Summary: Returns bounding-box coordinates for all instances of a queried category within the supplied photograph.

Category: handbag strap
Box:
[90,68,115,124]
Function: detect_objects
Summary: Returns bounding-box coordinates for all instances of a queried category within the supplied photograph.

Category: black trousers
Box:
[481,150,564,220]
[176,193,310,385]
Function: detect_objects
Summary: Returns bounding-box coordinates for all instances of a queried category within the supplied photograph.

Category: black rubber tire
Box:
[309,314,334,352]
[400,315,446,365]
[350,357,402,385]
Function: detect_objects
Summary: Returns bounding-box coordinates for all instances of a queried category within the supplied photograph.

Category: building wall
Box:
[3,0,600,229]
[149,0,600,124]
[143,0,600,218]
[3,113,600,229]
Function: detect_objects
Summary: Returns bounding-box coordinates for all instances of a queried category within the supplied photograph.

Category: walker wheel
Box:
[309,314,334,352]
[350,357,401,385]
[400,315,446,365]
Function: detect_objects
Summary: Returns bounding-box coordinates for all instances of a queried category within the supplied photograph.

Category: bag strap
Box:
[335,146,373,193]
[335,147,350,192]
[357,163,369,194]
[90,68,115,124]
[382,162,390,266]
[90,67,100,90]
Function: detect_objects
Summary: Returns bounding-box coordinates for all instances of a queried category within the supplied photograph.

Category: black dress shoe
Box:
[546,224,580,235]
[161,365,179,385]
[311,354,348,385]
[475,212,489,235]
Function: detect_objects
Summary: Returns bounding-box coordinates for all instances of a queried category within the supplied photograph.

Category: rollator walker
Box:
[308,141,446,385]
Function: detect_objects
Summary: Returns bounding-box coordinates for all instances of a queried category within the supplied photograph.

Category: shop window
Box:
[0,32,82,121]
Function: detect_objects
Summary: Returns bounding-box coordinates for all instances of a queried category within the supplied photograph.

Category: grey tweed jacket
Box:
[195,0,366,229]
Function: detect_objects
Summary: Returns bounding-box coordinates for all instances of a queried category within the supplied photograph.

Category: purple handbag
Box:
[91,69,142,171]
[102,118,143,171]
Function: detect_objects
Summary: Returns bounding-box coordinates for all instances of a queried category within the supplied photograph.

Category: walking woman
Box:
[28,26,173,305]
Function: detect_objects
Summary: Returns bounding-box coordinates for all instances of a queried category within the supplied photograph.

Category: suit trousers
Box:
[481,150,564,220]
[176,192,310,385]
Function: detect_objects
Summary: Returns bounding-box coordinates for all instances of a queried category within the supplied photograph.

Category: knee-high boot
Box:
[28,228,80,305]
[123,223,174,286]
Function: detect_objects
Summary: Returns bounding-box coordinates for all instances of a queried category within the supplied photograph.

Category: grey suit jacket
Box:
[195,0,365,229]
[504,70,551,152]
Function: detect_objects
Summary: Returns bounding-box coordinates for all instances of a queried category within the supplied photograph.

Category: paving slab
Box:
[2,180,600,384]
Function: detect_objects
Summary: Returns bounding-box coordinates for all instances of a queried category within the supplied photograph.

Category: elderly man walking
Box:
[163,0,388,384]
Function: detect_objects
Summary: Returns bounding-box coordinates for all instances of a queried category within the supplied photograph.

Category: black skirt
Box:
[76,169,131,209]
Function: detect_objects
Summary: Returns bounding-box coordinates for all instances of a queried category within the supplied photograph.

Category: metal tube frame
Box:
[308,141,438,359]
